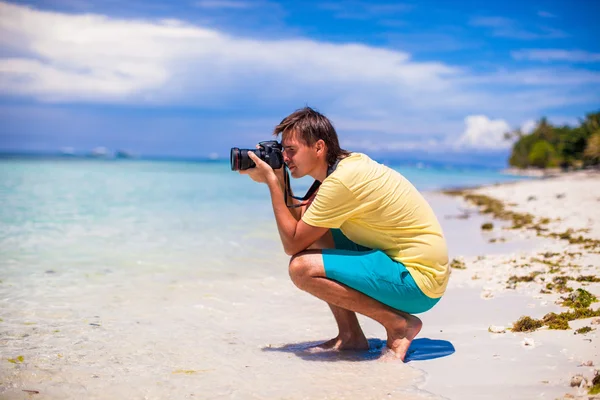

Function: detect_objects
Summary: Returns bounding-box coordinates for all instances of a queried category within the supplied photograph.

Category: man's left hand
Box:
[239,151,277,184]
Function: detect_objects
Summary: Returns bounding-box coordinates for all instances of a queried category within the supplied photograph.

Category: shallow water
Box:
[0,158,533,399]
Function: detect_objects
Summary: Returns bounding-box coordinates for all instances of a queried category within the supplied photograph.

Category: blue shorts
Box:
[322,229,440,314]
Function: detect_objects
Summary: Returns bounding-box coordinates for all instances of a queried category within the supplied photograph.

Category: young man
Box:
[240,107,449,361]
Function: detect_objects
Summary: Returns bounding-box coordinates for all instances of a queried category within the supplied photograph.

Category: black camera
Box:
[230,140,284,171]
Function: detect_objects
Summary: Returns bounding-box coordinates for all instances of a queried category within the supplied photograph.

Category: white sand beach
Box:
[418,170,600,400]
[1,170,599,400]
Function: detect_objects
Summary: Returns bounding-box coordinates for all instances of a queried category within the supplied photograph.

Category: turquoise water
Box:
[0,158,528,276]
[0,158,526,273]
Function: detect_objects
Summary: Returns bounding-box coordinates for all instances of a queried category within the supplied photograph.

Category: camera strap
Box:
[284,158,340,209]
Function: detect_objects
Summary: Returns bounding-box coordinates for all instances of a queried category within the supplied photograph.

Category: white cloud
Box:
[455,115,512,150]
[537,11,556,18]
[0,1,457,107]
[512,49,600,63]
[470,16,568,39]
[521,119,537,134]
[341,138,439,152]
[470,17,512,28]
[319,2,413,20]
[462,68,600,86]
[454,116,579,151]
[193,1,256,9]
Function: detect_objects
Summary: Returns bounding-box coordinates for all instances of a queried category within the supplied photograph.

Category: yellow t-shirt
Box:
[302,153,449,298]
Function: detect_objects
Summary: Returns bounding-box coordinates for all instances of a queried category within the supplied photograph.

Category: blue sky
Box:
[0,0,599,164]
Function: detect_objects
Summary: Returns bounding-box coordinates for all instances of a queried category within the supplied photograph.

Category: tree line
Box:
[507,111,600,169]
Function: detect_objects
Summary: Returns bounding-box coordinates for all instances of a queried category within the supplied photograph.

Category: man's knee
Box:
[288,254,308,288]
[288,252,322,289]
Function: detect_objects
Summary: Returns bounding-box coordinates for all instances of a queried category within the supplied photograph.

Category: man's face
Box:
[281,132,320,178]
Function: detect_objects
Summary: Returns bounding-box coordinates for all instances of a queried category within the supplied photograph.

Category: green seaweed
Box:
[575,326,593,334]
[512,316,543,332]
[7,356,24,364]
[530,252,585,275]
[590,374,600,395]
[444,191,599,249]
[566,252,583,257]
[549,229,600,250]
[576,275,600,282]
[531,257,561,270]
[542,252,560,258]
[512,307,600,332]
[560,288,598,309]
[450,259,466,270]
[443,192,538,230]
[507,271,542,288]
[481,222,494,230]
[172,369,213,374]
[542,312,570,330]
[546,276,574,293]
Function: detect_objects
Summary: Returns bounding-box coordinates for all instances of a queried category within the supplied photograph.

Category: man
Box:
[240,107,449,361]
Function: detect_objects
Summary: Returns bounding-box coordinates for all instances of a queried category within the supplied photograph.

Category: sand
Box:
[419,170,600,400]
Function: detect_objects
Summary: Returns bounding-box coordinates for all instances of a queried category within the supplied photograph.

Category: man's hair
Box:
[273,107,350,166]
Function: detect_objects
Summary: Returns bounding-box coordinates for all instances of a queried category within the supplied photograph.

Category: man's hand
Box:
[239,151,278,184]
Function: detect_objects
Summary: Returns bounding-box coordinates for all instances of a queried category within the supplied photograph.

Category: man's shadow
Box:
[262,337,454,362]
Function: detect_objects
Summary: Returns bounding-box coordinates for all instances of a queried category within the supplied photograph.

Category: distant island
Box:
[506,111,600,170]
[59,147,137,159]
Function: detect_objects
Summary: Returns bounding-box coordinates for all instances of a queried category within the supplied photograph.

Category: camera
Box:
[230,140,284,171]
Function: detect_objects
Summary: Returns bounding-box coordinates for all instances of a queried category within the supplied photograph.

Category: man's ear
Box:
[316,139,326,154]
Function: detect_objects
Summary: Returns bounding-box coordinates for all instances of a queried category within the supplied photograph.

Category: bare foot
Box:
[385,314,422,362]
[310,333,369,352]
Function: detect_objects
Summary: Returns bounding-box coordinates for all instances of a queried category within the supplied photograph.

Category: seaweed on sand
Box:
[481,222,494,230]
[511,307,600,332]
[443,191,600,249]
[590,373,600,395]
[560,288,598,309]
[512,316,543,332]
[575,326,593,334]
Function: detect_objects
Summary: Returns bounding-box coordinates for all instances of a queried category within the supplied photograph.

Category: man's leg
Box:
[306,231,368,351]
[288,250,422,361]
[318,303,369,350]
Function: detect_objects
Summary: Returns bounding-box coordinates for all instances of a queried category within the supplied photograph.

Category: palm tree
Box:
[584,132,600,166]
[581,112,600,135]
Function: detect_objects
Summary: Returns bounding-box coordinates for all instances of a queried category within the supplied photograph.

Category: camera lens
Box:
[240,149,259,170]
[230,147,266,171]
[230,148,241,171]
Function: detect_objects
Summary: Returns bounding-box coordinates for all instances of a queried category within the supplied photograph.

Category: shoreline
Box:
[501,167,600,178]
[422,170,600,399]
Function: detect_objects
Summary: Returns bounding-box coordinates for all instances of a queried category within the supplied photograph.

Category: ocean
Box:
[0,157,531,399]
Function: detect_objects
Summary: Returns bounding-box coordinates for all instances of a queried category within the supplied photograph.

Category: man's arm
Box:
[241,151,328,255]
[266,176,329,255]
[274,167,302,221]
